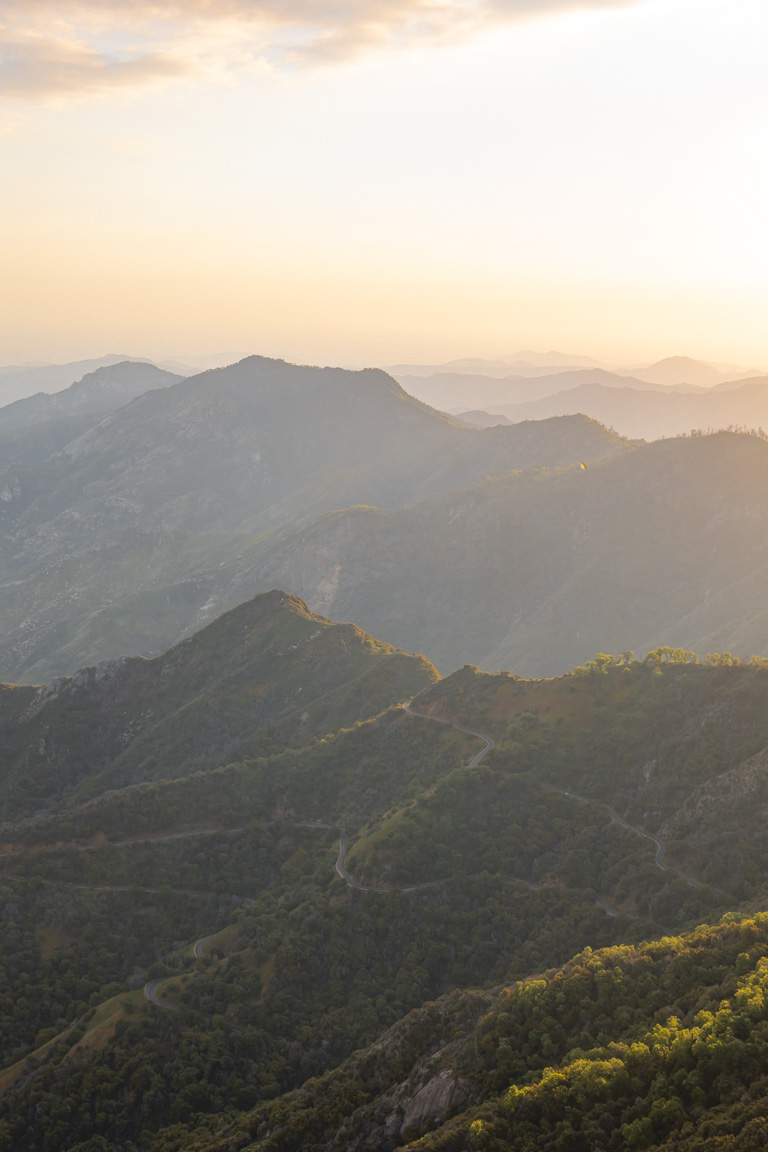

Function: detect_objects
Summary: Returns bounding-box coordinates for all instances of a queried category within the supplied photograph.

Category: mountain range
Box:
[389,352,762,387]
[181,429,768,676]
[4,343,768,1151]
[0,355,627,682]
[5,355,768,683]
[478,373,768,440]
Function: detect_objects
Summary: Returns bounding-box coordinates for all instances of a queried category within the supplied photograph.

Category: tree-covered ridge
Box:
[5,706,477,850]
[0,589,437,821]
[6,650,768,1148]
[413,656,768,893]
[180,912,768,1152]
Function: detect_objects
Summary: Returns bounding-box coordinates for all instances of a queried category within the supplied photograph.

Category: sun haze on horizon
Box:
[1,0,767,370]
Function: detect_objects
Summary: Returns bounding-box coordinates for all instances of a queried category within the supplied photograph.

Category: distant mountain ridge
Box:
[0,355,626,681]
[623,354,762,387]
[487,374,768,439]
[0,353,189,405]
[233,431,768,675]
[396,367,696,413]
[389,353,765,415]
[0,361,183,468]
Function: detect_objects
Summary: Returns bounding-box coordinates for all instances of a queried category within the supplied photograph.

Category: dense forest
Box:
[3,603,768,1149]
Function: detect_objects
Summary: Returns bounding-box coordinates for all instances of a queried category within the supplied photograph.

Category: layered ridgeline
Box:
[4,634,768,1148]
[486,373,768,441]
[0,360,183,469]
[9,354,768,685]
[0,353,187,406]
[0,354,626,682]
[245,430,768,675]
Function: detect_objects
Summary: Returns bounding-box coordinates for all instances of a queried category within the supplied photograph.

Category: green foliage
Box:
[644,646,698,665]
[4,655,768,1149]
[196,915,768,1152]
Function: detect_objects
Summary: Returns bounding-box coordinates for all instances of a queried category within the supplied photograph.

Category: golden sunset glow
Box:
[2,0,767,367]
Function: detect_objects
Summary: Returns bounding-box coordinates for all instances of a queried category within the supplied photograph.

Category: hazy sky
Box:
[1,0,767,368]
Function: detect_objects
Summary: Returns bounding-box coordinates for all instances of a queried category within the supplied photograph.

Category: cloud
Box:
[0,0,641,100]
[0,33,190,99]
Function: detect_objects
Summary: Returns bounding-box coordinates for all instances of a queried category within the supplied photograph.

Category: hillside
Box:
[0,355,626,682]
[236,431,768,674]
[0,589,437,820]
[2,652,768,1148]
[187,913,768,1152]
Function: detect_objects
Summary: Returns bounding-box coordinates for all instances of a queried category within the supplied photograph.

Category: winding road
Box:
[142,696,713,1023]
[193,934,220,959]
[402,701,495,765]
[144,936,246,1030]
[329,702,495,895]
[538,783,712,890]
[144,978,181,1011]
[399,700,715,906]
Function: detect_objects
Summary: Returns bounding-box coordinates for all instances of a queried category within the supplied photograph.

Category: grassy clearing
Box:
[69,990,146,1057]
[0,989,146,1096]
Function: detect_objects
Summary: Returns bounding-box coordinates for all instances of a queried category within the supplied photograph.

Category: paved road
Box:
[0,826,246,862]
[0,874,257,907]
[334,827,443,894]
[144,978,181,1011]
[539,782,709,889]
[403,701,494,766]
[193,934,220,959]
[593,893,621,916]
[327,701,497,895]
[401,700,711,912]
[144,972,245,1032]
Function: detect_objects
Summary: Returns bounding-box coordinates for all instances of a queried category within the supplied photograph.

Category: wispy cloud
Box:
[0,32,190,99]
[0,0,641,100]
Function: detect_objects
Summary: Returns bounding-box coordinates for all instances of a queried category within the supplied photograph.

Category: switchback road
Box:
[144,978,181,1011]
[143,697,714,1025]
[403,701,494,765]
[401,700,715,905]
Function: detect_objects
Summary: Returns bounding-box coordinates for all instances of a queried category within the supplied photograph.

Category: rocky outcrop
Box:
[400,1071,466,1134]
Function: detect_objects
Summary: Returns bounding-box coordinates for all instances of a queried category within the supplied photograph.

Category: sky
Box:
[1,0,767,369]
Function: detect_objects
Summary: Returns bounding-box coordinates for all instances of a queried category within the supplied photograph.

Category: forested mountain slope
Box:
[191,913,768,1152]
[0,355,626,682]
[3,647,768,1148]
[0,590,437,820]
[242,431,768,674]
